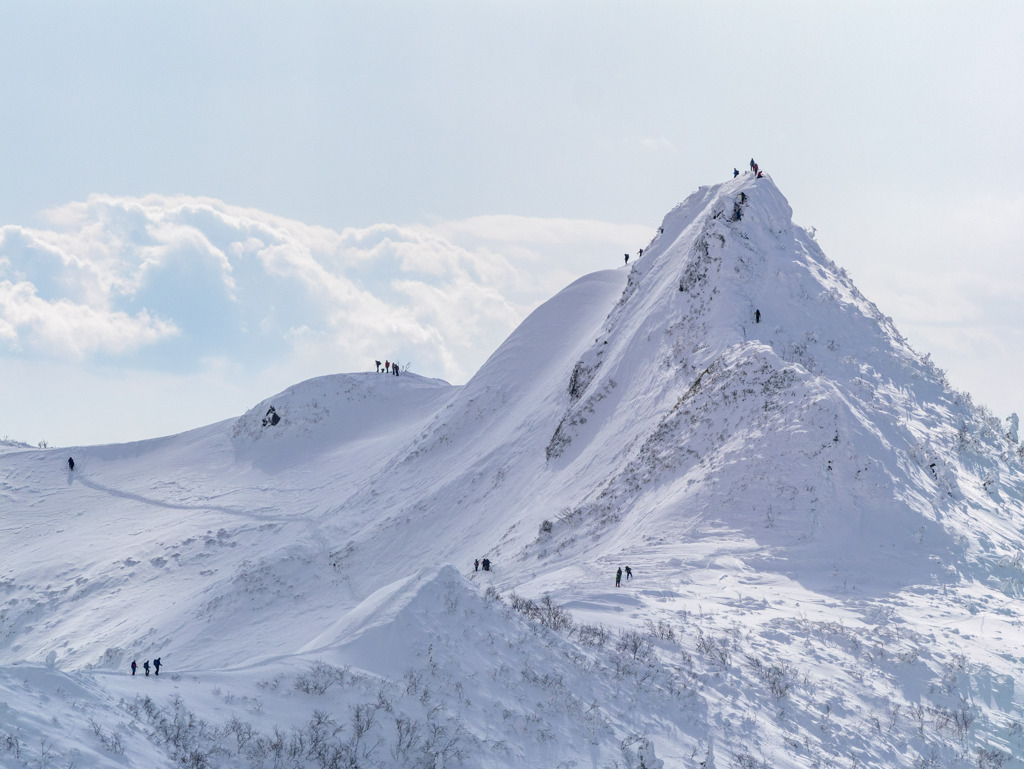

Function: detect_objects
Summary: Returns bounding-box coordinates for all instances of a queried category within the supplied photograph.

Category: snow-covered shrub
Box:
[294,661,348,695]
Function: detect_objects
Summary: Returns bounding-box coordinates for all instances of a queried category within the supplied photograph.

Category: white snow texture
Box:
[2,173,1023,768]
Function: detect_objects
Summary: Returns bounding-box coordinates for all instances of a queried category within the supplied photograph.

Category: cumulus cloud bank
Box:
[1,194,649,445]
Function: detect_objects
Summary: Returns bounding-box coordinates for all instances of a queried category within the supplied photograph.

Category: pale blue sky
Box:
[1,2,1022,445]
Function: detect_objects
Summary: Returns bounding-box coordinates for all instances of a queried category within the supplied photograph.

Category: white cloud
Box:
[0,279,178,357]
[0,194,649,446]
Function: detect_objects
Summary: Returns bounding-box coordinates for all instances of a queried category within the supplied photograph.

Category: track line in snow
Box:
[74,474,286,522]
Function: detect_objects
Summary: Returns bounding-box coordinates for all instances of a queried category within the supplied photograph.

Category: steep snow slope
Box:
[3,175,1024,769]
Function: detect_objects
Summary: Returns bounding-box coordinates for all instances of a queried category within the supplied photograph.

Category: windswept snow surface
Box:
[3,174,1024,768]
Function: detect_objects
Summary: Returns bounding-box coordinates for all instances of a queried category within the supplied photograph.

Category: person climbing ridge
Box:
[375,360,381,373]
[755,309,761,323]
[625,565,632,580]
[624,253,629,265]
[131,660,137,676]
[615,566,622,587]
[67,457,74,471]
[154,657,161,676]
[733,168,739,178]
[143,660,150,676]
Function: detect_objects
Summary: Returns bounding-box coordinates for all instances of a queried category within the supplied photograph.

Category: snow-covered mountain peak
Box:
[3,176,1024,768]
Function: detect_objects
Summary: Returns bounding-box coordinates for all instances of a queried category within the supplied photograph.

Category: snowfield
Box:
[3,174,1024,768]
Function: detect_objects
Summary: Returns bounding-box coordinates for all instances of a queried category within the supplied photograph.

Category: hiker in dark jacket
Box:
[143,660,150,676]
[131,660,137,676]
[615,567,622,587]
[154,658,161,676]
[625,565,632,580]
[68,457,74,471]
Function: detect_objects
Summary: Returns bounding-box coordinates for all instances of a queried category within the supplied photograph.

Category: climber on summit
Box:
[67,457,74,471]
[733,168,739,178]
[755,309,761,323]
[624,253,629,265]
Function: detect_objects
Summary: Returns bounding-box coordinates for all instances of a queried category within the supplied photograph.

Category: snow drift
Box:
[2,173,1023,768]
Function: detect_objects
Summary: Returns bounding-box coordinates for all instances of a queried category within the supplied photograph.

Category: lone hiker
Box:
[625,253,629,265]
[68,457,74,471]
[615,567,622,587]
[755,309,761,323]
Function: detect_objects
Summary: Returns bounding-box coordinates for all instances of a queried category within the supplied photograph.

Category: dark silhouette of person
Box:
[393,362,399,376]
[474,559,479,572]
[755,309,761,323]
[67,457,74,471]
[154,657,161,676]
[375,360,381,373]
[750,158,756,172]
[615,567,622,587]
[625,566,632,580]
[131,660,137,676]
[482,558,491,572]
[385,360,390,373]
[638,249,643,259]
[143,660,150,676]
[624,253,629,265]
[733,168,739,178]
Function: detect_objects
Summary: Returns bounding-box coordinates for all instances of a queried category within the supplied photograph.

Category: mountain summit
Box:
[2,176,1023,768]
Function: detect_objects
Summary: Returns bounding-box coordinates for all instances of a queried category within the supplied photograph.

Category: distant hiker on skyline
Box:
[624,253,629,265]
[615,567,622,587]
[750,158,756,172]
[375,360,381,373]
[131,660,137,676]
[393,362,399,376]
[385,360,390,373]
[756,170,763,178]
[143,660,150,676]
[755,309,761,323]
[154,657,161,675]
[733,168,739,178]
[638,249,643,259]
[67,457,74,471]
[625,566,632,580]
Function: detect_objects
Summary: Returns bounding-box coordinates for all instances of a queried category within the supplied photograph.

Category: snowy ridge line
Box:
[2,175,1023,768]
